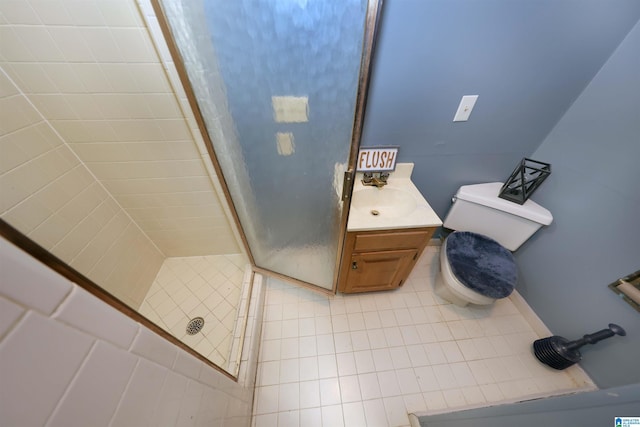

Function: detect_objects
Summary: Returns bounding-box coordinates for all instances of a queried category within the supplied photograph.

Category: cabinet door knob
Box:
[351,261,358,270]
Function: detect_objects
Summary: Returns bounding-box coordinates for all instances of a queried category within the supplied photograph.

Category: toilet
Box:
[434,182,553,306]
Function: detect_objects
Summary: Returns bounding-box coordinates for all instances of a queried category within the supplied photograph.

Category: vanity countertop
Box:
[347,163,443,232]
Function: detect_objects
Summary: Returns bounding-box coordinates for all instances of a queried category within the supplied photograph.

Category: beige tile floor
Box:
[251,246,593,427]
[139,254,248,367]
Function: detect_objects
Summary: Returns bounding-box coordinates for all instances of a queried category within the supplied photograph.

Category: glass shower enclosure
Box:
[155,0,373,290]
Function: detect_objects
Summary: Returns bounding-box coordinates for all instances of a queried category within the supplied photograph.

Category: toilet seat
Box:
[439,241,494,305]
[444,231,517,299]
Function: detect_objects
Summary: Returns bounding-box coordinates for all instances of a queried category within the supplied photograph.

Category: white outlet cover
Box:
[453,95,479,122]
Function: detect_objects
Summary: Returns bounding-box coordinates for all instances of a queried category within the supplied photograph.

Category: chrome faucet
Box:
[362,172,389,188]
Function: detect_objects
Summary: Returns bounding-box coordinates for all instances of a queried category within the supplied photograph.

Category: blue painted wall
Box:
[362,0,640,388]
[362,0,640,218]
[515,21,640,388]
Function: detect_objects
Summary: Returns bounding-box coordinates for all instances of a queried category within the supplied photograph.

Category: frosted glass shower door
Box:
[157,0,370,290]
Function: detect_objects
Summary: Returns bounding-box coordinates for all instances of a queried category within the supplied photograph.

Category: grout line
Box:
[44,340,99,427]
[0,66,167,258]
[0,303,30,345]
[251,252,593,425]
[107,357,142,427]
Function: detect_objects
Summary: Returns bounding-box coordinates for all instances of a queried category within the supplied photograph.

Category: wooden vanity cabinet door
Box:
[338,227,435,293]
[342,248,417,293]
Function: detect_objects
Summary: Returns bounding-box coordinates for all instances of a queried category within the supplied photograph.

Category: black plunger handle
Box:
[565,323,626,351]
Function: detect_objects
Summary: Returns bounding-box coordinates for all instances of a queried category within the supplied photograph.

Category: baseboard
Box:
[509,290,596,389]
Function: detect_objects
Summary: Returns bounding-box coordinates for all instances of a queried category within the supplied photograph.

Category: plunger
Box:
[533,323,626,370]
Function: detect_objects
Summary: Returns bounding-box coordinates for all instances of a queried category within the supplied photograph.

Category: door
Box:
[155,0,381,290]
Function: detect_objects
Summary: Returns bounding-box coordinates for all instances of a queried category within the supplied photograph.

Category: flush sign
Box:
[357,147,398,172]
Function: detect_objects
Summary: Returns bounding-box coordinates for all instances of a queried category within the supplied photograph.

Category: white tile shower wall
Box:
[0,236,262,426]
[140,0,264,248]
[0,67,163,309]
[135,0,251,256]
[0,0,240,258]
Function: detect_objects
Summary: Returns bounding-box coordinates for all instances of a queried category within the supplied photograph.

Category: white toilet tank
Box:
[443,182,553,251]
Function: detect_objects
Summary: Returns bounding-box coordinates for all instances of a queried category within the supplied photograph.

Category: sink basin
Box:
[351,187,417,218]
[346,163,443,231]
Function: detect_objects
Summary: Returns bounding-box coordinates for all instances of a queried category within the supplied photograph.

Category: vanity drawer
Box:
[353,229,434,252]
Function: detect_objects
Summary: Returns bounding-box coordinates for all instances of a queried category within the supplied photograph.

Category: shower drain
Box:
[186,317,205,335]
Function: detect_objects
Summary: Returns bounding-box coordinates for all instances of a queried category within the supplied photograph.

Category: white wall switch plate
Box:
[453,95,478,122]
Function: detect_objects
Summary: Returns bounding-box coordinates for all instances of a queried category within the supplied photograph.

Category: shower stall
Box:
[0,0,378,376]
[155,0,373,291]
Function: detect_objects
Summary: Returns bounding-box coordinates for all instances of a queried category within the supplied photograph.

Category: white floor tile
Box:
[450,362,476,387]
[260,340,281,362]
[315,317,333,335]
[252,258,588,425]
[333,332,353,353]
[254,413,278,427]
[279,359,299,383]
[299,356,319,381]
[403,393,427,414]
[414,366,439,393]
[280,338,299,359]
[299,380,320,409]
[299,408,322,427]
[298,336,317,358]
[396,368,421,395]
[441,341,464,363]
[383,396,410,427]
[278,383,299,411]
[358,372,382,400]
[462,385,487,405]
[383,327,404,347]
[319,378,341,406]
[259,361,280,386]
[363,311,382,329]
[255,385,279,415]
[353,350,376,374]
[338,375,361,403]
[316,334,335,355]
[277,410,299,427]
[342,401,366,426]
[377,370,401,397]
[347,313,365,331]
[442,388,466,408]
[406,344,429,367]
[336,352,357,376]
[299,318,316,337]
[362,398,388,427]
[389,346,412,370]
[321,405,344,427]
[317,354,338,379]
[372,348,394,372]
[350,330,371,351]
[423,390,448,411]
[141,255,248,368]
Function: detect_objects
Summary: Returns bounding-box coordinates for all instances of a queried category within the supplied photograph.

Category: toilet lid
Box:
[445,231,517,299]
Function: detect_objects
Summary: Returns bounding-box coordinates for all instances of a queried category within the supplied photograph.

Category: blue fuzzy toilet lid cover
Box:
[446,231,517,299]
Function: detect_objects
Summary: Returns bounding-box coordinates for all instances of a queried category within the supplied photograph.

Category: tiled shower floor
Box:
[139,254,248,368]
[251,246,594,427]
